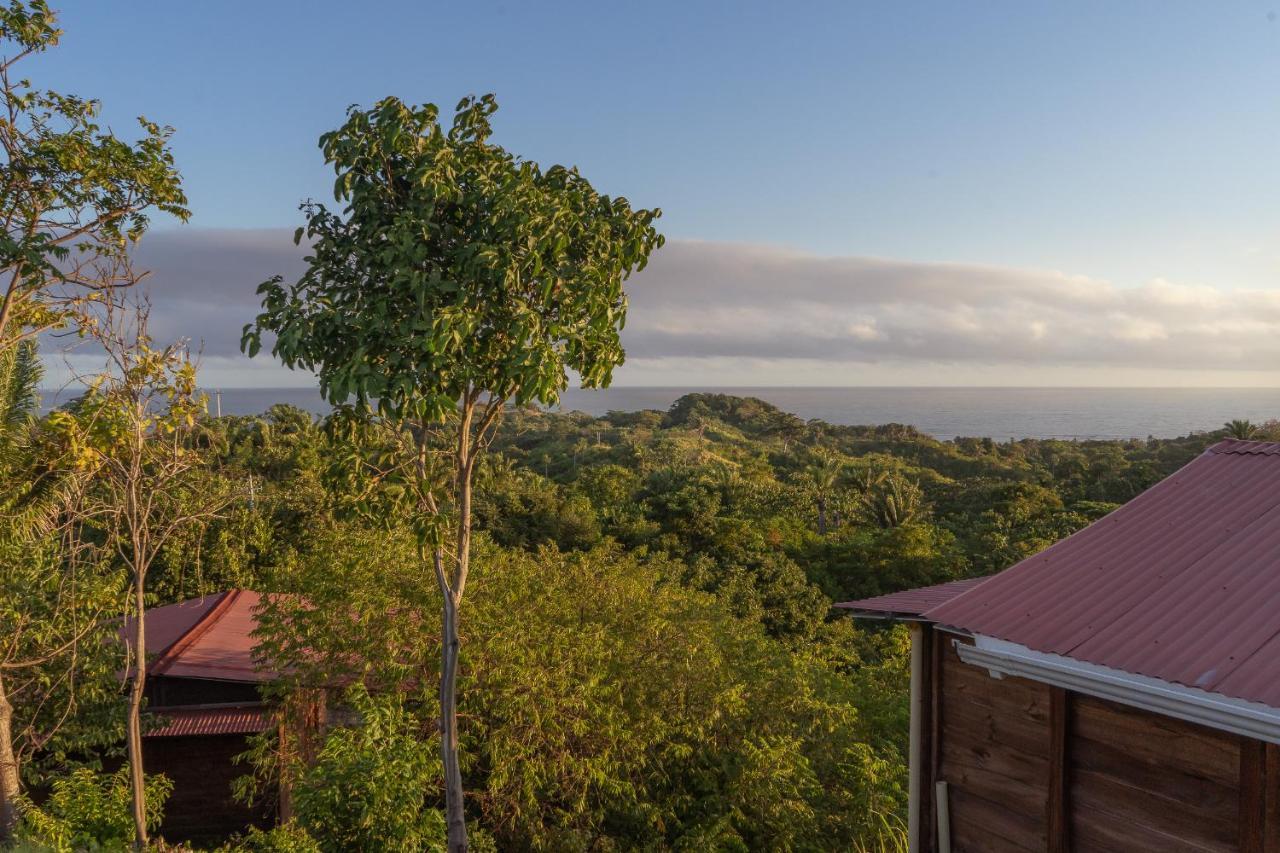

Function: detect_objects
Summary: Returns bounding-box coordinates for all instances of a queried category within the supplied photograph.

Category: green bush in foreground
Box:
[290,686,445,852]
[14,766,170,852]
[220,823,321,853]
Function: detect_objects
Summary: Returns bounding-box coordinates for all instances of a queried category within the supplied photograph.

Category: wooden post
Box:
[928,629,945,853]
[278,688,327,824]
[1240,737,1266,853]
[908,622,936,852]
[277,711,293,823]
[1046,687,1069,852]
[916,623,935,853]
[1265,743,1280,853]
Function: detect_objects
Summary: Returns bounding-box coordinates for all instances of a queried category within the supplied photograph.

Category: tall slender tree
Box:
[70,300,223,849]
[245,94,663,852]
[803,451,844,535]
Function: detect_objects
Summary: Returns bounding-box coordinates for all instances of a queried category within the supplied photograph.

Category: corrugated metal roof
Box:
[144,703,271,738]
[141,595,224,658]
[127,590,278,683]
[835,578,988,617]
[926,439,1280,709]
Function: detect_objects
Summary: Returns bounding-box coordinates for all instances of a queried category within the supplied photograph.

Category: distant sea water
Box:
[47,386,1280,442]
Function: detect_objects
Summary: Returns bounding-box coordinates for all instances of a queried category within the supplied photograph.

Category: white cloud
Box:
[39,229,1280,388]
[621,241,1280,380]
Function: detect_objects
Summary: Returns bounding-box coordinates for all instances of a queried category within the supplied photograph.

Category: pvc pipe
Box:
[936,780,951,853]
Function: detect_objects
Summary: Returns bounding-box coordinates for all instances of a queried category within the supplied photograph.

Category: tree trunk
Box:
[817,497,827,536]
[440,405,475,853]
[440,581,466,853]
[127,579,148,850]
[0,673,21,843]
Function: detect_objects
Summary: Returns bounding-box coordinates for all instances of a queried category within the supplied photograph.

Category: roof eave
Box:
[959,635,1280,745]
[834,608,933,622]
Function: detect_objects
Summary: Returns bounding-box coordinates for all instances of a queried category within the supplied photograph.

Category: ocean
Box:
[109,386,1280,442]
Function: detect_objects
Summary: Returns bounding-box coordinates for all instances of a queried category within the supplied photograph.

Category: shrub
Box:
[14,765,171,852]
[291,685,446,852]
[221,822,321,853]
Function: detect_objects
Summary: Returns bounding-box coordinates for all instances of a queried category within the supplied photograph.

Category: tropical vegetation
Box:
[0,2,1251,850]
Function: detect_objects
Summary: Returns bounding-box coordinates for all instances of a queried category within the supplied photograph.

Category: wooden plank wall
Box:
[146,734,273,844]
[929,631,1280,852]
[1070,694,1240,852]
[935,633,1051,852]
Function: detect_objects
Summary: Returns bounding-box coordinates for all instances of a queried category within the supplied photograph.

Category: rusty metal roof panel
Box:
[925,440,1280,709]
[126,590,278,683]
[153,590,278,683]
[144,703,271,738]
[835,577,989,618]
[137,593,226,658]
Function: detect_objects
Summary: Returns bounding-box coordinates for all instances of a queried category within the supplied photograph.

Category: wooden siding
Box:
[927,632,1280,852]
[936,633,1051,852]
[145,733,272,844]
[1070,694,1240,852]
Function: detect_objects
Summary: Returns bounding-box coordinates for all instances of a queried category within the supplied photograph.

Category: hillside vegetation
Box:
[87,392,1216,850]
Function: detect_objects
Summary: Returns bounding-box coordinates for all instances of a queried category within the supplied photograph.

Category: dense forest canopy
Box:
[16,390,1211,850]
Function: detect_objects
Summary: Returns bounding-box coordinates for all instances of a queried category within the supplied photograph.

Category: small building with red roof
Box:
[127,589,283,843]
[839,439,1280,851]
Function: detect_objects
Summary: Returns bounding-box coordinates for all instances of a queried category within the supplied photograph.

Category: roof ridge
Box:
[1209,438,1280,455]
[149,590,239,677]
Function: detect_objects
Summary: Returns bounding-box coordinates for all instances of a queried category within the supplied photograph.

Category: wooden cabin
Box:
[839,439,1280,852]
[129,589,283,844]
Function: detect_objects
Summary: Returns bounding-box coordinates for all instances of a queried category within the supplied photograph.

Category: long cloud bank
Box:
[42,228,1280,387]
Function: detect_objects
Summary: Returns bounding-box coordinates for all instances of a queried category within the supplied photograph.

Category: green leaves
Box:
[0,1,188,350]
[253,533,904,850]
[0,1,61,54]
[244,94,664,424]
[15,766,172,851]
[291,685,446,852]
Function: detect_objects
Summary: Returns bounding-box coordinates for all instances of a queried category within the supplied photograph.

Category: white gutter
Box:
[957,636,1280,745]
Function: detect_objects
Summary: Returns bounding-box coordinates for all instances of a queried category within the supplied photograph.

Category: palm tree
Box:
[0,342,73,532]
[0,341,41,839]
[0,341,95,839]
[1224,419,1258,440]
[803,452,844,535]
[855,467,926,529]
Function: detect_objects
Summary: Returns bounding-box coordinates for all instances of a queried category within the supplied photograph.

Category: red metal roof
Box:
[128,590,277,683]
[835,578,988,617]
[144,703,271,738]
[925,439,1280,709]
[142,595,223,658]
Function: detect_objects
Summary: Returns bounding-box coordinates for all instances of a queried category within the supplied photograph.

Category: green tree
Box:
[0,4,184,834]
[0,1,187,353]
[1224,419,1258,440]
[253,529,904,850]
[64,303,223,849]
[244,94,663,851]
[802,450,844,535]
[0,343,123,840]
[854,468,926,529]
[14,765,170,852]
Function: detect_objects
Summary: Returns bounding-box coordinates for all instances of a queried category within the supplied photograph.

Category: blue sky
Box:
[37,2,1280,386]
